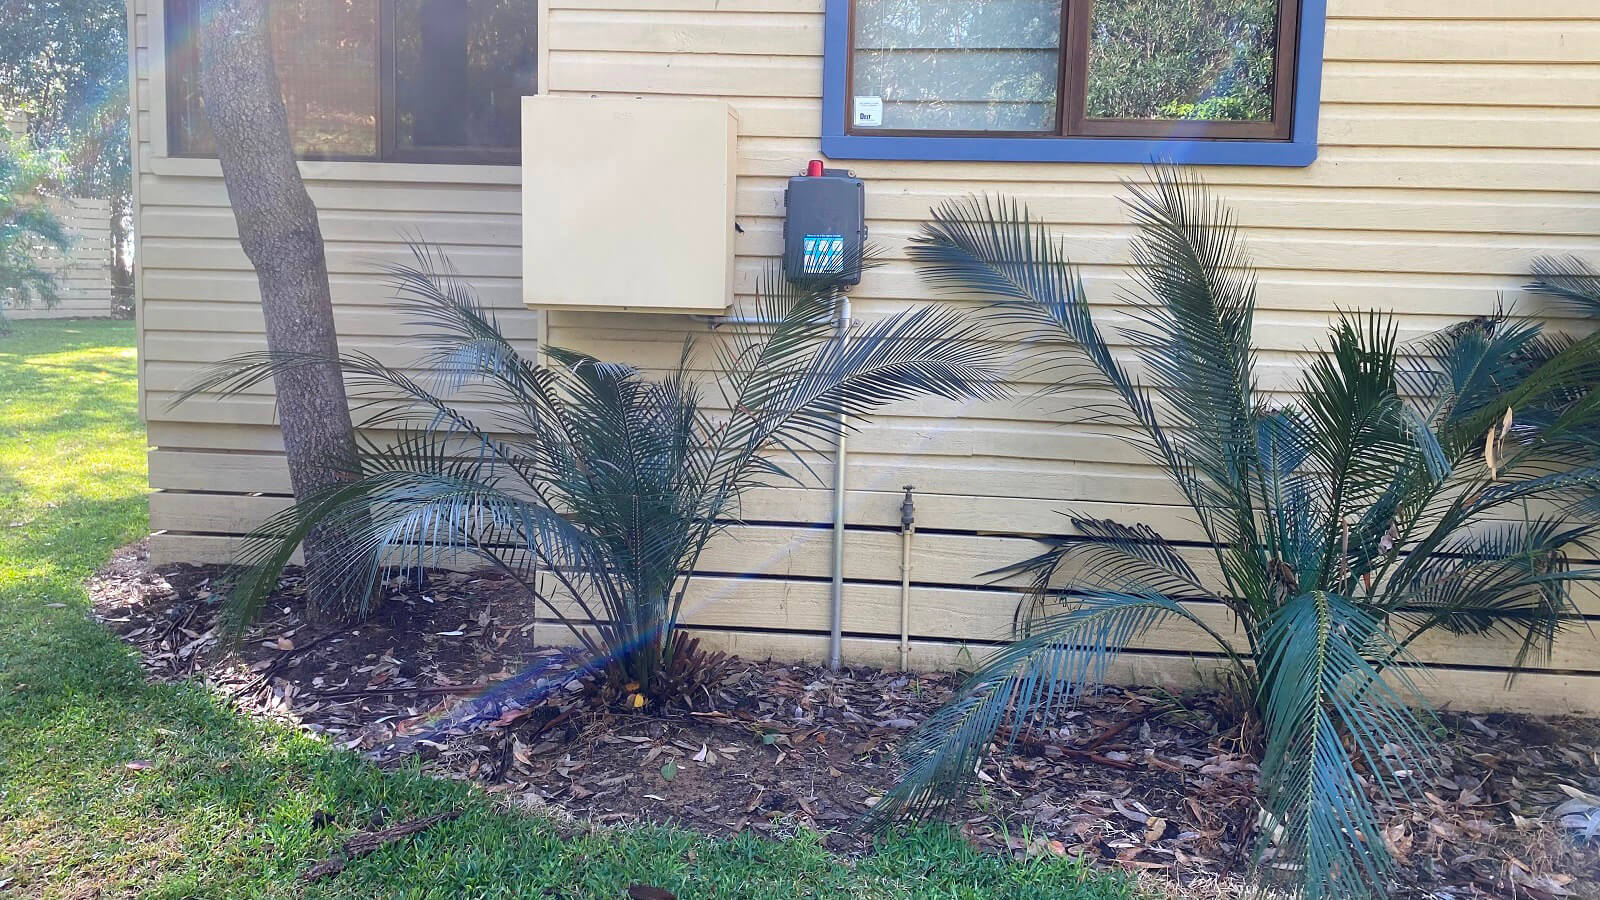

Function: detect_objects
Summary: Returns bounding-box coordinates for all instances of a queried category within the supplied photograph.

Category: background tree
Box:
[1084,0,1278,121]
[195,0,367,624]
[0,132,69,335]
[0,0,132,308]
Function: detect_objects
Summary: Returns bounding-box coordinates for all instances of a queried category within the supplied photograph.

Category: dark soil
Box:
[90,542,1600,898]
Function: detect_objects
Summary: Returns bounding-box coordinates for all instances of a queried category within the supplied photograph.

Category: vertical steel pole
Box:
[828,294,850,670]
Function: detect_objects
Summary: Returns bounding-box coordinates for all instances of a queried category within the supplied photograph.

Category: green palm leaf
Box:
[1386,518,1600,675]
[1256,591,1434,899]
[911,192,1233,555]
[183,243,1007,694]
[1530,255,1600,319]
[867,592,1234,827]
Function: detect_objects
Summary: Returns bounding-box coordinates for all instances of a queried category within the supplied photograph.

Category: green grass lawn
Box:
[0,319,1136,899]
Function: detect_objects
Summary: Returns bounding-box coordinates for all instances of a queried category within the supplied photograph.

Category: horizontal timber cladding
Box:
[132,0,1600,711]
[5,197,115,320]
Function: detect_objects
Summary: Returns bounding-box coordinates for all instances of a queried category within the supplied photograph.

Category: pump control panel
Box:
[783,160,866,286]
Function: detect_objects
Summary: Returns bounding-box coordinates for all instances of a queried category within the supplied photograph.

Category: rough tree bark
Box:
[196,0,366,624]
[110,198,133,316]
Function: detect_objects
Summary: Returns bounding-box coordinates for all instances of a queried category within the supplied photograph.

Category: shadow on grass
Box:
[0,393,143,442]
[1,491,146,575]
[0,352,140,441]
[0,320,136,358]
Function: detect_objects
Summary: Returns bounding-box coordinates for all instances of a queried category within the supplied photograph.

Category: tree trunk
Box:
[196,0,367,624]
[415,0,469,147]
[109,195,133,317]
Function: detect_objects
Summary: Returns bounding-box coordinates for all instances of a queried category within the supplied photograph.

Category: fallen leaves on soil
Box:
[90,544,1600,898]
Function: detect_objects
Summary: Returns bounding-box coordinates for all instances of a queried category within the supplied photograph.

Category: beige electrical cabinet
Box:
[521,96,739,314]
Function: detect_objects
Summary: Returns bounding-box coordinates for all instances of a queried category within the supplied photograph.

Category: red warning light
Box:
[806,159,825,177]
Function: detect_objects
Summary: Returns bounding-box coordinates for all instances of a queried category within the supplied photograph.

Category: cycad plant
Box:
[871,171,1600,898]
[1516,255,1600,449]
[1531,255,1600,320]
[184,249,1005,698]
[1405,254,1600,460]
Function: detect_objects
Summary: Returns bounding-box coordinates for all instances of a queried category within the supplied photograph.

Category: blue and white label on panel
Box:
[802,234,845,275]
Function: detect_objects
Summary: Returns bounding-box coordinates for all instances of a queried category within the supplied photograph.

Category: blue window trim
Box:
[820,0,1326,167]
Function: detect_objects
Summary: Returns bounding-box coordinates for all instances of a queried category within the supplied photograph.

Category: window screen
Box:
[844,0,1298,141]
[1085,0,1279,123]
[271,0,380,156]
[166,0,537,163]
[850,0,1064,133]
[393,0,538,154]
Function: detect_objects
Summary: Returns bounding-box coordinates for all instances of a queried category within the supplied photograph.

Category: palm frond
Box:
[1386,518,1600,675]
[1404,309,1547,431]
[912,191,1233,554]
[381,243,520,393]
[910,194,1140,416]
[1530,255,1600,319]
[990,516,1216,633]
[220,467,599,646]
[866,593,1234,827]
[1117,168,1260,528]
[1256,591,1435,899]
[710,299,1007,503]
[1296,312,1440,588]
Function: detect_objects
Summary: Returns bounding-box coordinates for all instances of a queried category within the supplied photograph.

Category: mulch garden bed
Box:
[90,542,1600,898]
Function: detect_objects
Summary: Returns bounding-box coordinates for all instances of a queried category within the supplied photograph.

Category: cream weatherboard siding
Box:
[130,0,1600,713]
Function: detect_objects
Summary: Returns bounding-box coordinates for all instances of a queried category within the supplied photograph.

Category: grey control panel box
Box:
[782,165,866,286]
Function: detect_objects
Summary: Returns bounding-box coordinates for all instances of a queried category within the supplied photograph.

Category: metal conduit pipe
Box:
[828,295,851,670]
[898,485,916,671]
[693,316,776,326]
[695,297,854,671]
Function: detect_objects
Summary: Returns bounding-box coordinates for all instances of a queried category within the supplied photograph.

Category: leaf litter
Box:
[89,543,1600,898]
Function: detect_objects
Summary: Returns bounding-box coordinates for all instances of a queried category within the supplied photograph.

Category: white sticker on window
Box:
[853,96,884,128]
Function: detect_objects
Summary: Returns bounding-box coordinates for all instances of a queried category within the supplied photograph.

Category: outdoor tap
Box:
[900,485,916,531]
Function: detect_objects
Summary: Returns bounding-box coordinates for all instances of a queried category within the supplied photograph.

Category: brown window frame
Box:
[164,0,533,165]
[844,0,1300,142]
